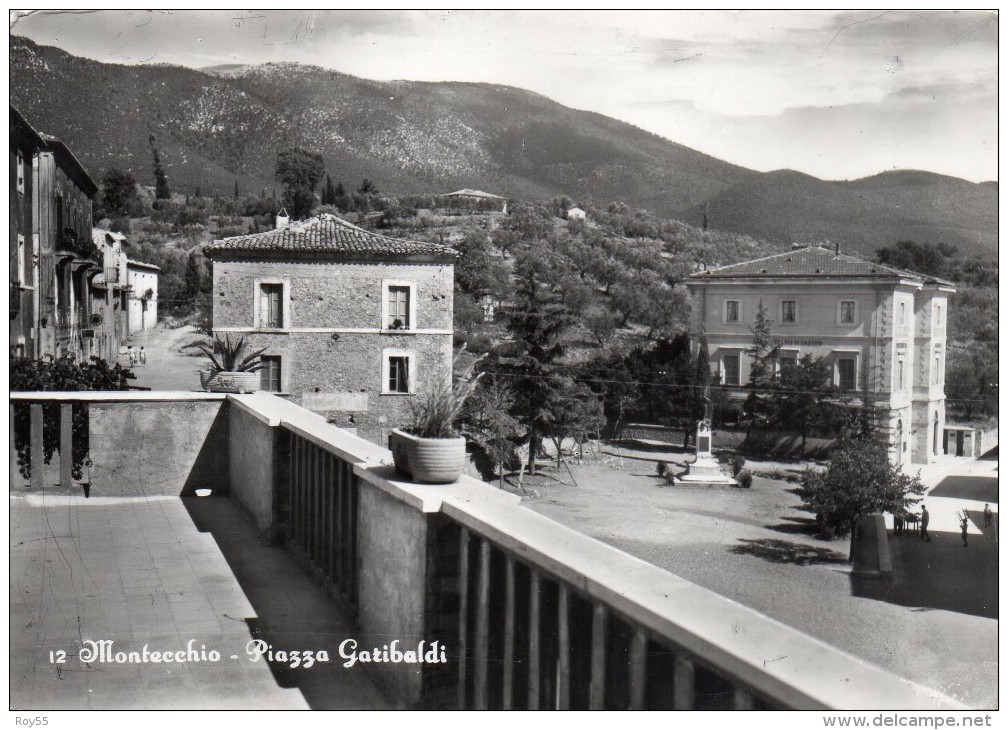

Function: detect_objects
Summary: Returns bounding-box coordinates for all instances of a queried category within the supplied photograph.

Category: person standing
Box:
[960,513,969,547]
[919,505,930,542]
[139,346,147,366]
[983,504,993,528]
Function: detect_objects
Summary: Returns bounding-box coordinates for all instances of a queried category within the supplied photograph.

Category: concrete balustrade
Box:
[9,391,965,710]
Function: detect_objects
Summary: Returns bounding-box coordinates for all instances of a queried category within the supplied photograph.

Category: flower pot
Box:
[199,370,260,394]
[389,429,466,484]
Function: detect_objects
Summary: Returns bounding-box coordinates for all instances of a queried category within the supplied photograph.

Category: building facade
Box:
[204,213,459,445]
[686,245,955,465]
[126,259,160,334]
[9,105,100,361]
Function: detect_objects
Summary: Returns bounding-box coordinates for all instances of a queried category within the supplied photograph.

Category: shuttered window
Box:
[387,286,410,329]
[259,284,283,328]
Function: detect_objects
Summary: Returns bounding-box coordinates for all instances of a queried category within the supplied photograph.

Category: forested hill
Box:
[9,35,997,259]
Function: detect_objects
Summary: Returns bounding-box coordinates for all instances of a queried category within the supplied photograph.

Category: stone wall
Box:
[87,399,229,496]
[228,400,280,531]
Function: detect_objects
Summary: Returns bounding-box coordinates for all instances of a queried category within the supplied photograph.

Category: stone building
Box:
[126,259,160,334]
[9,104,100,361]
[204,213,459,445]
[686,245,956,465]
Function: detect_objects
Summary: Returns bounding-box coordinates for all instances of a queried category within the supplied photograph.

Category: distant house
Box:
[126,259,160,334]
[566,207,586,220]
[204,213,460,445]
[686,244,956,465]
[437,188,508,214]
[10,105,100,361]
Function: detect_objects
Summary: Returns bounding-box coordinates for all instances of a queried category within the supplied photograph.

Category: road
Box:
[120,324,209,391]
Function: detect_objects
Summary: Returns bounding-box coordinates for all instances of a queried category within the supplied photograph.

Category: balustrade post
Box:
[589,604,607,709]
[59,404,72,488]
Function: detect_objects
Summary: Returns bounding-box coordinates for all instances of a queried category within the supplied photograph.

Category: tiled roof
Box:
[691,245,952,285]
[203,214,460,260]
[439,188,506,199]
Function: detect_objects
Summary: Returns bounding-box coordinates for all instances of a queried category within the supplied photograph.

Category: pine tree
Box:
[234,180,240,199]
[149,135,171,199]
[194,184,202,198]
[499,246,577,475]
[744,301,779,432]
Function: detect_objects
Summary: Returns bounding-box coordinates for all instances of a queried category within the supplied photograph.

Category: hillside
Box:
[9,36,997,259]
[677,169,998,259]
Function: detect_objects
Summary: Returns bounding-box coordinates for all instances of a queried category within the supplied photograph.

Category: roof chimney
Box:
[276,207,290,230]
[835,240,841,256]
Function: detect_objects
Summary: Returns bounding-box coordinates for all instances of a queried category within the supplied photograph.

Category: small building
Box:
[204,213,460,445]
[686,244,956,465]
[126,259,160,334]
[437,188,508,214]
[566,207,586,220]
[9,105,100,361]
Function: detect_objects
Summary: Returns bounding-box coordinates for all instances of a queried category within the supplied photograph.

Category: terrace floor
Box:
[10,490,390,710]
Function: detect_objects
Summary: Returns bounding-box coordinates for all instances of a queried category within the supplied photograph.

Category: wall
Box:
[128,265,159,333]
[228,400,280,532]
[356,480,431,706]
[10,124,36,357]
[87,398,229,496]
[212,259,454,445]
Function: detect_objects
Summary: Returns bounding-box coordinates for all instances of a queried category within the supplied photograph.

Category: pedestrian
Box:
[139,346,147,366]
[127,345,136,366]
[983,503,993,527]
[960,513,969,547]
[893,510,904,537]
[919,504,930,542]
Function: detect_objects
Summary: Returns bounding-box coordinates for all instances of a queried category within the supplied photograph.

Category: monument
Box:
[679,387,737,485]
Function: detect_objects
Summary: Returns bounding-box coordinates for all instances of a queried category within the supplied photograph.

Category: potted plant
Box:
[195,334,267,394]
[389,379,478,484]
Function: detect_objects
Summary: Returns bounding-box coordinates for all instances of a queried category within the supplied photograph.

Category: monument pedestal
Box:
[678,421,737,485]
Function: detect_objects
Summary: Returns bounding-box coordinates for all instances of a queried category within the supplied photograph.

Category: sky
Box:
[9,9,999,182]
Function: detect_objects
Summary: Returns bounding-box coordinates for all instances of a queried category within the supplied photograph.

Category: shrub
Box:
[656,460,667,477]
[11,354,134,480]
[737,468,753,489]
[728,453,745,477]
[194,334,267,374]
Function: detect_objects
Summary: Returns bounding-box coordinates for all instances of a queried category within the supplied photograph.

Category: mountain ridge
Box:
[9,35,997,259]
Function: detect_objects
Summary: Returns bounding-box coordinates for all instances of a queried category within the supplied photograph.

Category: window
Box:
[16,151,24,194]
[388,357,410,393]
[723,353,741,386]
[936,305,942,327]
[724,300,739,323]
[778,350,799,370]
[259,283,284,329]
[837,357,856,392]
[897,359,905,390]
[17,235,26,285]
[839,300,855,324]
[260,356,281,392]
[899,301,906,327]
[382,280,417,331]
[934,355,941,385]
[387,285,410,330]
[780,300,796,324]
[382,348,416,394]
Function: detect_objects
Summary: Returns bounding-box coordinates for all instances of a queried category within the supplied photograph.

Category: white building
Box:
[126,259,159,334]
[566,207,586,220]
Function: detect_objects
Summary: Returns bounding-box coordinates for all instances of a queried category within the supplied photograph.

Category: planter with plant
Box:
[195,334,267,393]
[390,379,478,484]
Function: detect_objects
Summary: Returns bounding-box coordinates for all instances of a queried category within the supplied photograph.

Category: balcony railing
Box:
[9,391,964,711]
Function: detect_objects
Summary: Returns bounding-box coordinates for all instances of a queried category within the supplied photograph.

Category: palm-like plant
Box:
[406,377,481,438]
[195,334,268,374]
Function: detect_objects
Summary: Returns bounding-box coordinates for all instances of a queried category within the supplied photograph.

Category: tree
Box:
[275,147,324,218]
[797,436,925,560]
[234,180,240,200]
[99,168,143,218]
[184,251,210,300]
[194,184,202,198]
[149,135,171,199]
[744,301,779,432]
[358,178,378,194]
[542,380,605,468]
[463,377,523,488]
[500,246,576,475]
[775,355,833,451]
